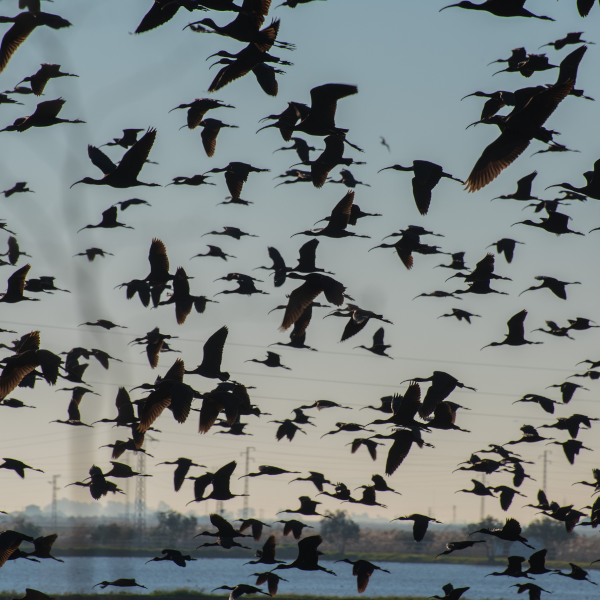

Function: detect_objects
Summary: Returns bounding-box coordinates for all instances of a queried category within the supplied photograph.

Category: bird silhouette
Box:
[185,326,230,380]
[77,206,133,234]
[482,310,542,349]
[71,128,159,188]
[0,10,72,73]
[379,161,463,215]
[354,327,392,358]
[1,98,84,132]
[465,47,587,191]
[246,351,290,370]
[440,0,554,20]
[520,276,580,300]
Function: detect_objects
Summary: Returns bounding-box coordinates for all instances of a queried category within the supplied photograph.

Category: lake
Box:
[0,558,598,599]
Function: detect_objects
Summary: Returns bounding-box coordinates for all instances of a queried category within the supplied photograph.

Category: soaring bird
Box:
[185,326,230,380]
[379,161,463,215]
[1,98,83,132]
[0,10,72,73]
[71,129,160,188]
[465,47,587,191]
[482,310,542,349]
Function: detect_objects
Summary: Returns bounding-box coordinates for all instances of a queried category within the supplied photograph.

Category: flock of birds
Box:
[0,1,599,600]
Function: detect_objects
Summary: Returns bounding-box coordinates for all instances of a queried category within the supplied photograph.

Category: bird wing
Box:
[117,128,156,179]
[148,238,170,281]
[385,435,412,476]
[137,389,171,432]
[308,83,358,131]
[6,263,30,298]
[164,358,185,383]
[67,399,81,421]
[115,387,135,423]
[372,327,385,347]
[210,512,236,536]
[261,534,277,561]
[502,518,522,537]
[135,0,180,34]
[329,190,354,231]
[199,394,224,433]
[507,310,527,339]
[0,15,36,73]
[253,62,279,97]
[31,97,65,119]
[280,280,322,331]
[412,518,429,543]
[340,315,368,342]
[319,275,346,306]
[169,382,194,424]
[201,326,228,372]
[212,460,237,497]
[200,124,220,158]
[267,246,286,270]
[515,171,537,196]
[465,134,530,193]
[296,239,319,270]
[88,145,117,175]
[578,0,595,16]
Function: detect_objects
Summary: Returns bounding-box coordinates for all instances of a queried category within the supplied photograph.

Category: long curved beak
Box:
[466,120,481,130]
[461,92,477,101]
[439,3,460,11]
[70,180,83,189]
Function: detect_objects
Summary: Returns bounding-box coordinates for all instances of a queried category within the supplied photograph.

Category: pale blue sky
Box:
[0,0,598,530]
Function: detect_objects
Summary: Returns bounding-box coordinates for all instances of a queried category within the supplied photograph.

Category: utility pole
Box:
[539,450,552,495]
[134,450,146,542]
[49,475,60,529]
[241,447,255,520]
[123,453,130,524]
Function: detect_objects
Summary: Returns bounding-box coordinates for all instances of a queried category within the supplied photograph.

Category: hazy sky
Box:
[0,0,599,533]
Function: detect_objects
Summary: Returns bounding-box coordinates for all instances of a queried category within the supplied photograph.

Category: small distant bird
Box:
[541,32,593,51]
[146,548,196,567]
[101,128,145,148]
[73,248,113,262]
[487,238,524,263]
[71,128,159,189]
[79,319,126,330]
[379,161,463,215]
[391,514,442,542]
[335,558,390,593]
[519,276,580,300]
[77,206,133,234]
[354,328,392,358]
[482,310,542,349]
[436,540,486,558]
[2,182,33,197]
[438,308,481,324]
[553,563,597,585]
[0,458,44,478]
[246,351,290,370]
[93,579,147,590]
[17,63,78,96]
[116,198,151,211]
[1,98,84,132]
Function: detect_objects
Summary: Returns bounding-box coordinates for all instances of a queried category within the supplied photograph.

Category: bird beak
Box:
[466,120,481,130]
[70,180,84,189]
[439,3,460,11]
[460,92,477,101]
[377,166,393,173]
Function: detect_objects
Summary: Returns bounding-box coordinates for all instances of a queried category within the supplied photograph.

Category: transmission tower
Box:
[49,475,60,529]
[134,451,146,541]
[241,447,255,520]
[539,450,552,495]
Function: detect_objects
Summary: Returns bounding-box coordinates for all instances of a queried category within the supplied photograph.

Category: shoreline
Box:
[0,593,484,600]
